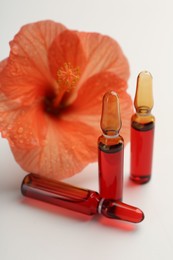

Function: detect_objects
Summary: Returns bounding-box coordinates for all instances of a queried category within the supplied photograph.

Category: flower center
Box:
[57,62,80,91]
[44,62,80,116]
[53,62,80,107]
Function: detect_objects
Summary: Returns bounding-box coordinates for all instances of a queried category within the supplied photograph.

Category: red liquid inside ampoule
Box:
[21,174,100,215]
[21,174,144,223]
[130,122,155,184]
[101,199,144,223]
[98,143,124,201]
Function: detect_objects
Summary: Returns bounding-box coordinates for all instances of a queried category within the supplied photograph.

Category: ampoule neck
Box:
[98,133,123,147]
[135,107,152,117]
[102,130,119,139]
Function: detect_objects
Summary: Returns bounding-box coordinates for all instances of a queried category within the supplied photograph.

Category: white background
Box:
[0,1,173,259]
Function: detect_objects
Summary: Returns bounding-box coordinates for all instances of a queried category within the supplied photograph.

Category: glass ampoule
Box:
[21,173,144,223]
[98,91,124,201]
[130,71,155,184]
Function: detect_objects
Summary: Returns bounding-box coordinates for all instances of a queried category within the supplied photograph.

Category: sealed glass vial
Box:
[21,173,144,223]
[130,71,155,184]
[98,91,124,201]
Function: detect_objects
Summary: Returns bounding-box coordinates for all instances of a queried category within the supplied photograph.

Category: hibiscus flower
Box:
[0,20,133,180]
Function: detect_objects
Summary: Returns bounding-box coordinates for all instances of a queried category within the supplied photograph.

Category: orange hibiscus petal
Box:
[0,21,66,104]
[76,32,130,88]
[1,103,46,148]
[0,20,66,143]
[0,58,8,73]
[0,58,21,133]
[11,119,99,179]
[48,30,87,79]
[62,72,133,144]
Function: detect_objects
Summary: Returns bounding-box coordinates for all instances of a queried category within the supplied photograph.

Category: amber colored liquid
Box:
[130,121,155,184]
[98,140,124,201]
[21,174,100,215]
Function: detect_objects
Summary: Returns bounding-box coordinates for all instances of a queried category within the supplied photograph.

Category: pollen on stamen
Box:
[57,62,80,91]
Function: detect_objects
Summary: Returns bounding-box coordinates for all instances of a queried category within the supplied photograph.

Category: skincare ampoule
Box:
[21,173,144,223]
[98,91,124,201]
[130,71,155,184]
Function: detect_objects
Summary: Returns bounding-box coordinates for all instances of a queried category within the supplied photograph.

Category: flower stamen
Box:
[57,62,80,91]
[53,62,80,107]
